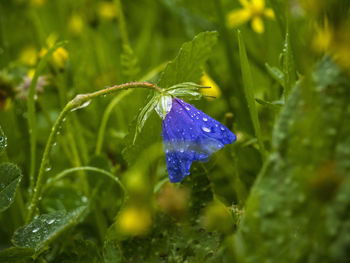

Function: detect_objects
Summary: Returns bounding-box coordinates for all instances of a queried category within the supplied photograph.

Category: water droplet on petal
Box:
[203,117,208,122]
[202,127,211,133]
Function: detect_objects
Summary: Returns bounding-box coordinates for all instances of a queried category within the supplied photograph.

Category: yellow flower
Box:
[39,34,68,69]
[227,0,275,34]
[117,206,152,236]
[19,46,38,66]
[332,25,350,72]
[98,1,118,20]
[200,72,221,100]
[68,14,84,35]
[312,19,332,53]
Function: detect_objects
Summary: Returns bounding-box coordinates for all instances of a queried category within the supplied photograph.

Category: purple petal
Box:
[162,98,236,183]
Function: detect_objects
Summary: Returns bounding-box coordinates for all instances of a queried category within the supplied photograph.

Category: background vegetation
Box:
[0,0,350,262]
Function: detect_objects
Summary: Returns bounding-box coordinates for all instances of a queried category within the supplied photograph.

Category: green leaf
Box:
[121,45,140,82]
[255,98,283,110]
[0,247,35,262]
[157,31,218,88]
[0,163,23,213]
[0,125,7,154]
[41,186,87,213]
[132,93,158,144]
[103,240,123,263]
[235,57,350,262]
[13,206,88,252]
[122,105,163,166]
[237,30,265,157]
[265,63,285,88]
[165,82,209,100]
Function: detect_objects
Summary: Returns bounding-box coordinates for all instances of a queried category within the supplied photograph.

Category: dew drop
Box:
[220,126,225,131]
[47,219,55,224]
[71,100,92,111]
[32,228,39,233]
[202,127,211,133]
[45,166,51,172]
[202,117,208,122]
[185,106,190,111]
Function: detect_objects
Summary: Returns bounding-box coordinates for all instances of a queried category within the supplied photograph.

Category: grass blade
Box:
[237,30,266,158]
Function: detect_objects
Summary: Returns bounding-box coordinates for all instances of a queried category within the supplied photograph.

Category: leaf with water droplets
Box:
[0,163,23,213]
[235,57,350,262]
[132,93,158,144]
[0,125,7,154]
[13,206,88,252]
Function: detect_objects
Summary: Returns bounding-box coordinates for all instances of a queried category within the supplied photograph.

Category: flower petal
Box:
[162,98,236,182]
[251,16,264,34]
[252,0,265,9]
[264,8,275,19]
[226,9,251,28]
[239,0,250,8]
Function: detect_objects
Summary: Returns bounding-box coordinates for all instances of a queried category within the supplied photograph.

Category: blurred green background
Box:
[0,0,350,262]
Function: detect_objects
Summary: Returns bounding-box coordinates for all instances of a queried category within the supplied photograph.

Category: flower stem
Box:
[26,82,161,223]
[27,41,67,196]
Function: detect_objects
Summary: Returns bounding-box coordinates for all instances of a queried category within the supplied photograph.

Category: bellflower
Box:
[161,98,236,183]
[134,82,236,183]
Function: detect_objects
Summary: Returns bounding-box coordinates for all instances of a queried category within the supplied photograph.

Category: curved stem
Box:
[44,166,127,203]
[26,81,161,223]
[95,62,168,155]
[95,90,132,155]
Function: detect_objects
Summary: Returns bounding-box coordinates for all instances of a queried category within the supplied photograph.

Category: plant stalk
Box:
[26,82,161,223]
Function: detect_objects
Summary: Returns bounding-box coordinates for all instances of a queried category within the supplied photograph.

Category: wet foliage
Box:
[1,0,350,262]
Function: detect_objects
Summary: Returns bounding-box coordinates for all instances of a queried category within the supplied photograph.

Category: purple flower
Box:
[162,98,236,183]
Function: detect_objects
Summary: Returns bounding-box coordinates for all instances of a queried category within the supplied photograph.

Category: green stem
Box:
[114,0,130,47]
[95,62,167,155]
[26,82,161,223]
[27,41,67,195]
[45,166,127,201]
[95,90,132,155]
[66,127,90,195]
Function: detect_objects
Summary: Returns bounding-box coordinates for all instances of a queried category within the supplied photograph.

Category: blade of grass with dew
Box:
[237,30,266,158]
[282,23,296,101]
